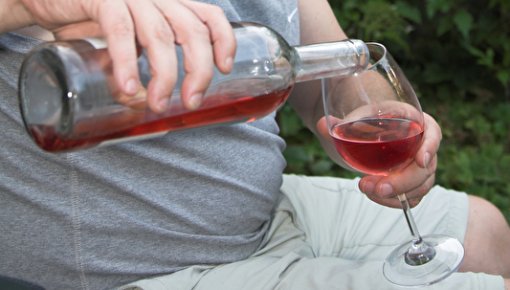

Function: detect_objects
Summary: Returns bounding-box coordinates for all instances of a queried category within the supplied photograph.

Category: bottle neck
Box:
[293,39,369,83]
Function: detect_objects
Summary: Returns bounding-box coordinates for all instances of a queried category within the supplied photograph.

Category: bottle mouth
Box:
[365,42,388,69]
[18,45,73,139]
[346,39,370,71]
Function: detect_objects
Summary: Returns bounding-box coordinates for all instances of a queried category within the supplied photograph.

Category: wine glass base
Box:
[383,234,464,287]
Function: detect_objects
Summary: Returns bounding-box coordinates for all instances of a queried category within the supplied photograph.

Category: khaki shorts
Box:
[118,174,504,290]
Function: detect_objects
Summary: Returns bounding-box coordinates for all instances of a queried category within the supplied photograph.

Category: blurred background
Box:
[277,0,510,222]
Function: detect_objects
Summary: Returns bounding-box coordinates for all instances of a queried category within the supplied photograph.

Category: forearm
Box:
[289,0,352,168]
[0,0,33,33]
[290,0,348,128]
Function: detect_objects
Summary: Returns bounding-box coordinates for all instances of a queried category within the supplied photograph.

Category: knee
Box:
[460,195,510,275]
[466,195,509,237]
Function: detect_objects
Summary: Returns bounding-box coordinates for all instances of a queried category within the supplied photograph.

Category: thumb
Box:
[316,116,330,139]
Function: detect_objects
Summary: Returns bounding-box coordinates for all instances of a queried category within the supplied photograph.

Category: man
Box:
[1,0,509,289]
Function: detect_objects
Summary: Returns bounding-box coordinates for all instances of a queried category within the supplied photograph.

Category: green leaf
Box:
[496,70,510,86]
[426,0,452,18]
[477,48,495,67]
[453,9,473,38]
[464,44,485,58]
[436,18,453,37]
[277,105,303,136]
[283,145,311,163]
[310,160,334,175]
[395,1,422,24]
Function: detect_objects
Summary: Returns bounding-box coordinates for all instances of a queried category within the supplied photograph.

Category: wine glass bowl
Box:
[322,42,464,286]
[323,43,424,176]
[328,102,424,176]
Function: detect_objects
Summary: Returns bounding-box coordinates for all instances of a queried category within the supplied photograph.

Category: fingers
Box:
[359,153,437,208]
[316,117,329,138]
[94,0,235,112]
[361,172,436,208]
[181,1,236,73]
[52,22,103,39]
[96,0,140,97]
[126,0,178,112]
[358,114,441,208]
[22,0,235,112]
[157,0,235,110]
[415,113,442,169]
[153,0,215,110]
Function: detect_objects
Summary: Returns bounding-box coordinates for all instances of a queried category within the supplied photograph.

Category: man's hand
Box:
[357,113,441,208]
[316,112,440,208]
[9,0,236,112]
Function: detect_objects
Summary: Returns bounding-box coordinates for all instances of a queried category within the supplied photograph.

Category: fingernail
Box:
[157,97,168,112]
[379,183,393,197]
[188,93,203,110]
[124,78,139,95]
[423,152,431,168]
[361,181,375,194]
[224,57,233,70]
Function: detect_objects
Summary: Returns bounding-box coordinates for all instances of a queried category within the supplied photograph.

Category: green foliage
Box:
[278,0,510,222]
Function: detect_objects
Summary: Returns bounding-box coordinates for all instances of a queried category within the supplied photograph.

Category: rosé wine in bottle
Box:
[28,87,291,152]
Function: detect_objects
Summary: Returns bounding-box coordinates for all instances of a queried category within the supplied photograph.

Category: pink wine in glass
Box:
[330,117,424,175]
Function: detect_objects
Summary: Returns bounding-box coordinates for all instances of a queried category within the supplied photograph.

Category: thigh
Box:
[275,256,504,290]
[119,252,503,290]
[117,177,505,290]
[192,175,504,290]
[279,174,470,261]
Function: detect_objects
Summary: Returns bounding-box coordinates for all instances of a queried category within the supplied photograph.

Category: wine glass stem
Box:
[397,194,436,266]
[397,194,422,242]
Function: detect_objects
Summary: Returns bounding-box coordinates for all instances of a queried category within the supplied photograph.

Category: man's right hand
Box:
[4,0,236,112]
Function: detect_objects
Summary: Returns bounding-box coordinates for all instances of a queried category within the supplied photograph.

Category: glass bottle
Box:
[18,22,369,152]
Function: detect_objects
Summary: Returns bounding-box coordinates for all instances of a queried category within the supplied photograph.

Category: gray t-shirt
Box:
[0,1,299,289]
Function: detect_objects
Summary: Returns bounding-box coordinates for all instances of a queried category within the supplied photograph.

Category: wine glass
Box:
[321,42,464,286]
